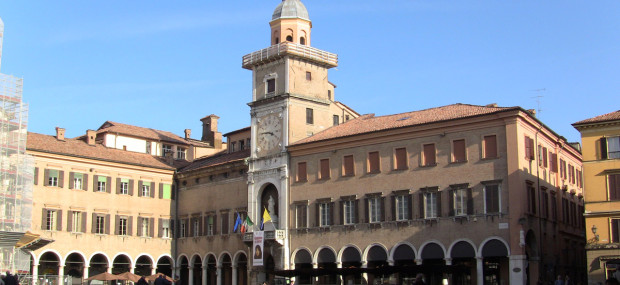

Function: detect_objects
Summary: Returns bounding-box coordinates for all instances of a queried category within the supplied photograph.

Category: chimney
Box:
[55,127,65,141]
[86,130,96,145]
[200,115,222,149]
[527,109,537,117]
[485,103,498,108]
[184,129,191,139]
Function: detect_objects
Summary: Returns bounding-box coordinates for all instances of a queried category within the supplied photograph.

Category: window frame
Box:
[48,169,59,187]
[176,148,186,160]
[71,211,82,233]
[453,188,468,216]
[295,203,308,228]
[367,151,380,174]
[45,210,57,231]
[342,155,355,177]
[421,143,437,167]
[394,147,408,170]
[319,201,332,227]
[119,217,128,236]
[343,199,356,225]
[306,108,314,125]
[95,215,105,235]
[483,182,501,214]
[482,134,498,159]
[162,144,173,157]
[424,192,438,219]
[394,193,410,221]
[368,196,382,223]
[608,173,620,201]
[120,179,129,195]
[141,183,151,197]
[296,162,308,182]
[319,158,330,180]
[451,139,467,163]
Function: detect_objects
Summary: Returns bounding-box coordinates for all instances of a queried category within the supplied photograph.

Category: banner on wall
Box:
[253,231,264,266]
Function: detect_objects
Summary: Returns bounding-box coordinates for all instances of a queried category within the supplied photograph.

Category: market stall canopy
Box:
[86,272,122,281]
[146,273,175,282]
[117,272,141,282]
[0,231,53,251]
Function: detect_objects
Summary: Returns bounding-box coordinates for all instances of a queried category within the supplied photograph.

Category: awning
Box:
[0,231,54,251]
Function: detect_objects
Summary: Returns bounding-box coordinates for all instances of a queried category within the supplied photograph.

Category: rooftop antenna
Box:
[530,88,545,117]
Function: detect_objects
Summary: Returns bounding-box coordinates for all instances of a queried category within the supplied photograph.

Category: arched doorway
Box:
[481,239,509,285]
[392,244,416,284]
[220,254,232,285]
[112,255,131,274]
[341,247,362,285]
[206,255,217,285]
[420,243,445,285]
[191,255,202,285]
[317,248,337,285]
[235,253,248,285]
[179,256,189,285]
[261,184,279,229]
[39,252,60,283]
[156,256,173,276]
[366,245,389,285]
[135,256,153,276]
[293,249,313,285]
[64,253,85,279]
[88,254,108,277]
[450,241,476,285]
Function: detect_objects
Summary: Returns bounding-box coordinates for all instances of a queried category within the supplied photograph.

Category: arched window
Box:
[300,37,306,45]
[286,35,293,42]
[275,37,279,44]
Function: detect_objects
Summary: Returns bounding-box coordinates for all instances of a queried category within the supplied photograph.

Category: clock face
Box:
[257,113,282,154]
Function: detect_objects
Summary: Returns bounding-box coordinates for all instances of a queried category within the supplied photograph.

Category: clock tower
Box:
[242,0,343,281]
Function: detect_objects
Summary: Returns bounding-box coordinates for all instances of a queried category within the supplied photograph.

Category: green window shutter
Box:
[163,184,171,199]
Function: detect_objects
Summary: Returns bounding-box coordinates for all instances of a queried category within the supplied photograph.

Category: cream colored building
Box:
[573,110,620,284]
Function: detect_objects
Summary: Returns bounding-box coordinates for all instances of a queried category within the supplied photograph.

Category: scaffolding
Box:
[0,16,35,275]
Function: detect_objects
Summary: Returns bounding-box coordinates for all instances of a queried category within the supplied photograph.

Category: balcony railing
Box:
[242,42,338,69]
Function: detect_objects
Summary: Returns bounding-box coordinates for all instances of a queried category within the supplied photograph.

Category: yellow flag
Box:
[263,208,272,223]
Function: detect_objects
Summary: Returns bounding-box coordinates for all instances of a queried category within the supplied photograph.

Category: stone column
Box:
[202,265,208,285]
[32,265,39,285]
[216,266,222,285]
[232,266,238,285]
[509,255,527,285]
[58,265,65,285]
[361,261,368,285]
[188,266,194,285]
[336,262,342,285]
[476,257,484,285]
[415,259,422,266]
[312,263,318,285]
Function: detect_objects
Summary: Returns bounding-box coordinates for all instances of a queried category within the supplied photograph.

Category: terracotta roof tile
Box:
[224,126,251,137]
[573,110,620,126]
[96,121,192,146]
[179,149,250,173]
[293,103,518,145]
[27,132,176,170]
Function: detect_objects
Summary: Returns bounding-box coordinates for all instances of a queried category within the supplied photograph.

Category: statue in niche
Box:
[261,184,279,229]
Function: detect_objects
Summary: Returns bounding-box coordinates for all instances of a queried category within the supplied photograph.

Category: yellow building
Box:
[573,110,620,284]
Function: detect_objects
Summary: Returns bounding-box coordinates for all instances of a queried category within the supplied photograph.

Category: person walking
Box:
[564,275,572,285]
[554,275,564,285]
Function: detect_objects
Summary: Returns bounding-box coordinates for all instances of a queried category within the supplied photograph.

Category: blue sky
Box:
[0,1,618,143]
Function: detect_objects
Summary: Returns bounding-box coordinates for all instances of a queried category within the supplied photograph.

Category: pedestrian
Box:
[0,274,5,285]
[565,275,572,285]
[136,276,148,285]
[4,272,14,285]
[555,275,564,285]
[413,273,426,285]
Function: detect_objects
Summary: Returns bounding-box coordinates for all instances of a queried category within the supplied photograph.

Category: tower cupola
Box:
[270,0,312,46]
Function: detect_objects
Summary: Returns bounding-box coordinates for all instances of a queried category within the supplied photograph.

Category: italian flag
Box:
[240,216,254,234]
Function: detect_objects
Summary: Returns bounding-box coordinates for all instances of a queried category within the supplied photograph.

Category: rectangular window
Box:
[562,198,569,223]
[142,218,151,237]
[162,219,171,238]
[206,216,214,236]
[609,174,620,201]
[319,202,331,227]
[422,144,436,166]
[230,142,236,152]
[266,78,276,93]
[525,136,535,160]
[146,141,151,154]
[551,193,557,221]
[306,71,312,81]
[162,184,172,199]
[550,153,558,173]
[395,194,410,221]
[48,169,59,187]
[120,179,129,195]
[71,211,82,233]
[45,210,57,231]
[297,162,307,182]
[306,108,314,124]
[394,147,408,170]
[72,173,84,190]
[368,151,380,173]
[483,135,498,158]
[602,136,620,159]
[95,215,105,234]
[296,204,307,228]
[527,183,536,214]
[162,144,172,157]
[612,219,620,243]
[176,148,186,160]
[239,140,245,150]
[543,147,548,168]
[119,217,128,236]
[483,184,500,214]
[180,220,187,238]
[221,212,229,234]
[541,190,549,219]
[368,197,382,223]
[193,218,200,237]
[343,155,355,176]
[319,159,330,180]
[333,115,339,126]
[343,200,356,225]
[452,139,466,163]
[424,192,438,219]
[141,183,151,197]
[97,176,107,192]
[453,188,467,216]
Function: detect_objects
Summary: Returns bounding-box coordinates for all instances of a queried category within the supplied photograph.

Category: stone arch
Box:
[418,240,447,259]
[362,243,389,263]
[63,251,87,266]
[202,252,217,267]
[112,253,132,274]
[292,247,313,266]
[204,254,217,285]
[478,236,511,257]
[190,253,202,265]
[233,251,248,285]
[177,254,190,268]
[64,251,86,278]
[88,253,110,277]
[337,244,363,264]
[313,246,337,264]
[88,252,112,268]
[448,239,477,259]
[233,251,247,266]
[134,255,154,276]
[39,249,63,266]
[285,28,294,42]
[38,251,61,276]
[155,255,174,276]
[389,241,418,263]
[217,251,233,267]
[219,253,233,285]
